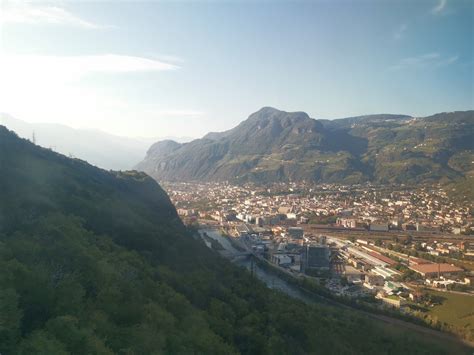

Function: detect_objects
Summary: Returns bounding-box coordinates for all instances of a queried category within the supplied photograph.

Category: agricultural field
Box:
[427,290,474,341]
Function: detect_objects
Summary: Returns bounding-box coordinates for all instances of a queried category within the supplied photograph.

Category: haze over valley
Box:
[0,0,473,354]
[0,113,193,170]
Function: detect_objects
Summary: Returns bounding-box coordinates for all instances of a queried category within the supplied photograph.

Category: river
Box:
[200,229,318,304]
[200,229,474,349]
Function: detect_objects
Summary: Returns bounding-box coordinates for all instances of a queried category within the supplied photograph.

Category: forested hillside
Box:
[0,126,466,354]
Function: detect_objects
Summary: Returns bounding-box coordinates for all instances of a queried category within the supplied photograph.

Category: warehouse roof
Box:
[410,263,463,274]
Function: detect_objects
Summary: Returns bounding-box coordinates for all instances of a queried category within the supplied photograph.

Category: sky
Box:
[0,0,472,138]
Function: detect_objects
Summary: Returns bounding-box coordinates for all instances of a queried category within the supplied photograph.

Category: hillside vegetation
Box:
[0,126,468,354]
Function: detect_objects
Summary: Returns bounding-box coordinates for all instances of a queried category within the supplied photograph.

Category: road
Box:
[201,228,473,350]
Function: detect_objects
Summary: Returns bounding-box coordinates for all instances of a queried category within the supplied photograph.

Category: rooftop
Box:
[409,263,463,274]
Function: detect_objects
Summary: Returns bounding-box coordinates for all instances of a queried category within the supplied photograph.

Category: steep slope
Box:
[350,111,474,183]
[0,126,464,354]
[137,107,370,183]
[137,107,474,184]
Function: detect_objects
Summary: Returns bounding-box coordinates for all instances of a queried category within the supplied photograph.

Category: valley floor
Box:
[201,229,474,353]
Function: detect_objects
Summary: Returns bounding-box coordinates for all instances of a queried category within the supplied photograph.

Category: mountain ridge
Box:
[0,113,193,170]
[136,107,474,184]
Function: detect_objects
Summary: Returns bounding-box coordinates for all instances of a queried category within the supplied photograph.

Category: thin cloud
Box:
[1,54,179,84]
[154,55,185,64]
[393,24,407,40]
[1,2,111,29]
[0,54,179,119]
[389,53,458,70]
[431,0,447,14]
[0,53,183,138]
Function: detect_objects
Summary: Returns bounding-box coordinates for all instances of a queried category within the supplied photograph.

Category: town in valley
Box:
[164,180,474,338]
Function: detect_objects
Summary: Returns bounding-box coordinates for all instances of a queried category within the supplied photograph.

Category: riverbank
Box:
[254,256,474,348]
[200,228,473,351]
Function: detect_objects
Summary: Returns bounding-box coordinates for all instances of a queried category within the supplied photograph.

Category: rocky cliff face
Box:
[136,107,474,184]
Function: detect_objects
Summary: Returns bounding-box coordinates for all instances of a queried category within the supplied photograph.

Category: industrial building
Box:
[303,244,330,271]
[288,227,304,239]
[409,263,463,278]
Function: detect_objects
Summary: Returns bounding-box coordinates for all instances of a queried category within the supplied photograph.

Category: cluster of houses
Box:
[168,181,472,236]
[169,182,473,309]
[415,240,474,258]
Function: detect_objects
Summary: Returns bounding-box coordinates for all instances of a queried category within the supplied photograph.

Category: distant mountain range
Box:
[136,107,474,185]
[0,114,193,170]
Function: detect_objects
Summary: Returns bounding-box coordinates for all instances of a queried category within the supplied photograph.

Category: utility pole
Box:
[32,131,36,144]
[250,257,254,278]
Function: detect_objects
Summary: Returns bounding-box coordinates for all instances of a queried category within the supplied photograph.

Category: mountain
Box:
[335,110,474,184]
[319,113,412,131]
[137,107,474,184]
[0,113,192,170]
[0,126,463,354]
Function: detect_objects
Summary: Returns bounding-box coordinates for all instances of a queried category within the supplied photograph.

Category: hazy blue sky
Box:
[1,0,472,138]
